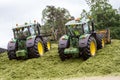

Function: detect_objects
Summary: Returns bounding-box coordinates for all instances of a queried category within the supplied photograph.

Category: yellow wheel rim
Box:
[37,42,44,56]
[102,39,105,48]
[47,41,51,50]
[90,41,96,56]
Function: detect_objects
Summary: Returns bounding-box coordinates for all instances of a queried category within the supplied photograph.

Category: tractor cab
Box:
[65,17,94,37]
[13,23,41,40]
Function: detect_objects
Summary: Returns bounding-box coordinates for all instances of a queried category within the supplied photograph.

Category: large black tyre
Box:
[58,48,72,61]
[82,37,97,60]
[58,38,71,61]
[28,37,45,58]
[58,48,66,61]
[7,50,16,60]
[96,34,105,49]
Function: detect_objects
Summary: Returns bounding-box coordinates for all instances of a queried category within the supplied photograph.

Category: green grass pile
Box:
[0,40,120,80]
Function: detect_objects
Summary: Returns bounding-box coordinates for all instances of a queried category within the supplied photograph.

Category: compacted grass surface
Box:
[0,40,120,80]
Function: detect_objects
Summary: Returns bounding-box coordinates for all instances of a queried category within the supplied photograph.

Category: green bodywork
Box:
[12,35,36,58]
[63,34,80,55]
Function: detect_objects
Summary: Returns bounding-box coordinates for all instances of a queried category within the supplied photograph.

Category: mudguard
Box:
[7,41,16,51]
[26,37,36,47]
[79,34,91,48]
[58,35,69,48]
[26,36,43,47]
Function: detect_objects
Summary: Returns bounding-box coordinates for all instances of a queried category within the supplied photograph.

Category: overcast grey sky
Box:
[0,0,120,48]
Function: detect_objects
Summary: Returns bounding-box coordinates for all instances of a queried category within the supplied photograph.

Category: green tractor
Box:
[58,17,110,61]
[7,22,51,60]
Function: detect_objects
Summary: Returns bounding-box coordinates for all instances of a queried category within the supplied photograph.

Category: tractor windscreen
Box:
[66,25,82,36]
[13,27,30,39]
[13,24,39,39]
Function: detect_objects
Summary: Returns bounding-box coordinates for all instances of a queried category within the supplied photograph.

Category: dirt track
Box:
[65,76,120,80]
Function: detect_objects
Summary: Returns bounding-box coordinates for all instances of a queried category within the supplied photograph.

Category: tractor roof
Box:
[12,23,37,30]
[65,17,90,26]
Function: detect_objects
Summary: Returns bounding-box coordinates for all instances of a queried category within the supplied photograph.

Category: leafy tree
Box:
[85,0,120,29]
[85,0,120,39]
[42,6,71,40]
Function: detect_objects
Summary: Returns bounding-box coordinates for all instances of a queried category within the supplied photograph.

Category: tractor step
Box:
[64,48,79,54]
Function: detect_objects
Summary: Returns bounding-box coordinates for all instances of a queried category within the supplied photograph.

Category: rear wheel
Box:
[43,37,51,52]
[96,34,105,49]
[82,37,97,60]
[47,41,51,51]
[28,37,45,58]
[44,40,51,52]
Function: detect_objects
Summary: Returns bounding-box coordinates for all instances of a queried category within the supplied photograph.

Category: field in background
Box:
[0,40,120,80]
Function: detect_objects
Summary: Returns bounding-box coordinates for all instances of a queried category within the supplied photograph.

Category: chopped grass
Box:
[0,40,120,80]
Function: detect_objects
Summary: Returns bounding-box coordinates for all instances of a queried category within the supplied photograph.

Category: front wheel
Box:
[47,41,51,51]
[58,48,66,61]
[7,50,16,60]
[44,40,51,52]
[43,37,51,52]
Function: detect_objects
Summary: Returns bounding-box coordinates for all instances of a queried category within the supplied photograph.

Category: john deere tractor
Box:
[58,17,111,61]
[7,21,51,60]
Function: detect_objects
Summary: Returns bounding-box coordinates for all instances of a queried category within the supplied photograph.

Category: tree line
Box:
[41,0,120,40]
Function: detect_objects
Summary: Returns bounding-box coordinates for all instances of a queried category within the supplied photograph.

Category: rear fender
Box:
[26,36,36,47]
[79,34,91,48]
[26,36,43,47]
[58,35,69,48]
[42,37,49,44]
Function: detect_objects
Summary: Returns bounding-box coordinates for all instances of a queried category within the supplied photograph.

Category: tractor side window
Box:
[30,26,35,36]
[83,23,89,34]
